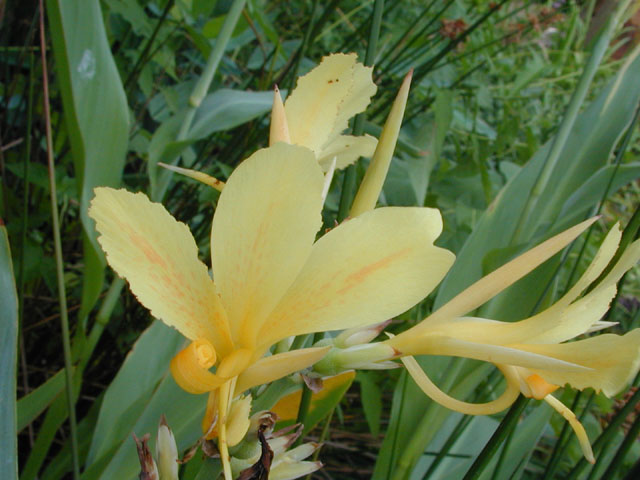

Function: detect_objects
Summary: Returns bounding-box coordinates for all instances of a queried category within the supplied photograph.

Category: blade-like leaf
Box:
[17,369,68,432]
[0,225,19,480]
[46,0,129,318]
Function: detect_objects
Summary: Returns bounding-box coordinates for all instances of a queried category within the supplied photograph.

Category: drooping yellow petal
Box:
[402,356,521,415]
[285,53,376,155]
[211,143,325,348]
[234,347,330,394]
[411,217,598,333]
[544,394,595,463]
[516,330,640,396]
[350,69,412,217]
[89,187,233,354]
[316,134,378,171]
[260,207,455,346]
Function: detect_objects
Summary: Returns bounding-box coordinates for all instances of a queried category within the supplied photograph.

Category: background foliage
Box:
[1,0,639,478]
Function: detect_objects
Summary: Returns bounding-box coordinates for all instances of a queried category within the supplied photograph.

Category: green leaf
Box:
[356,372,382,436]
[47,0,129,318]
[17,369,68,432]
[0,225,19,480]
[86,321,184,466]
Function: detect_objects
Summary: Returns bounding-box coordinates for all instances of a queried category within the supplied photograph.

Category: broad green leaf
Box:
[86,321,183,465]
[558,163,640,230]
[17,369,67,432]
[401,89,453,206]
[47,0,129,319]
[0,225,19,480]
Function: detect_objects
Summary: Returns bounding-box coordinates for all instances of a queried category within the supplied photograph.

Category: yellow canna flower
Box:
[89,142,454,478]
[387,222,640,462]
[271,53,378,172]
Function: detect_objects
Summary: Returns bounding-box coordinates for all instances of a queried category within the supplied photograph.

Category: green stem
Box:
[462,396,529,480]
[81,278,125,370]
[38,1,79,476]
[511,0,631,244]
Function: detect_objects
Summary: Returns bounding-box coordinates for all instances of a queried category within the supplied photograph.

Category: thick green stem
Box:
[38,1,79,476]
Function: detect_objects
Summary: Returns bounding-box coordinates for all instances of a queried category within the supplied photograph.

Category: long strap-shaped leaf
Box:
[0,225,19,480]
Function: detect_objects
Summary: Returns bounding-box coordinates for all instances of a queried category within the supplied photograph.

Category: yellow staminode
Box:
[387,222,640,463]
[276,53,378,171]
[89,141,455,479]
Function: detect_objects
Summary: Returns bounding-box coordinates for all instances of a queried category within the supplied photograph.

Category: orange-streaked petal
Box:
[260,207,455,345]
[211,143,325,349]
[89,187,233,354]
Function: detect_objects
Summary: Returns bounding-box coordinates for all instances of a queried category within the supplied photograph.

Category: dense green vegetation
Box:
[2,1,639,479]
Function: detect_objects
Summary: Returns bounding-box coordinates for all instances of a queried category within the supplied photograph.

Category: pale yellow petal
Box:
[331,61,377,139]
[285,53,376,154]
[260,207,455,345]
[558,224,621,305]
[234,347,330,395]
[211,143,325,348]
[226,396,252,447]
[89,187,232,354]
[412,217,598,332]
[402,356,520,415]
[391,334,590,372]
[419,283,615,346]
[316,134,378,171]
[517,330,640,397]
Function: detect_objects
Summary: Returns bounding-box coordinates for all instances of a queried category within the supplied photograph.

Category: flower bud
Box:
[156,415,179,480]
[314,343,398,375]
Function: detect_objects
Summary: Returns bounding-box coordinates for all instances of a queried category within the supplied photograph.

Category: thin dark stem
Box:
[462,396,529,480]
[38,0,79,477]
